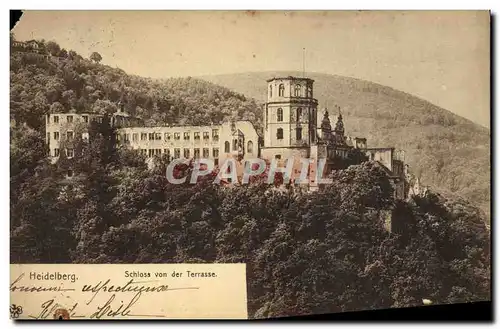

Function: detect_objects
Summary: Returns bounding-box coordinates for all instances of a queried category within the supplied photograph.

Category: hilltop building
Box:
[45,75,410,200]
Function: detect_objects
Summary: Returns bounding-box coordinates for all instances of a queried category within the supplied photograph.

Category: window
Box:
[132,133,138,141]
[67,170,73,178]
[247,141,253,153]
[194,148,200,158]
[277,128,283,140]
[275,154,281,160]
[194,132,200,140]
[213,148,219,158]
[233,139,238,151]
[148,149,154,158]
[224,141,230,153]
[164,149,170,158]
[296,108,302,121]
[184,148,190,158]
[165,133,171,140]
[203,132,209,140]
[174,132,181,140]
[141,133,147,141]
[149,133,155,141]
[269,85,273,97]
[294,84,301,97]
[83,115,88,123]
[67,115,73,123]
[278,84,285,97]
[174,148,180,158]
[203,148,209,158]
[66,131,74,141]
[155,133,162,140]
[277,108,283,122]
[54,131,60,140]
[141,149,147,156]
[66,148,74,158]
[183,132,190,140]
[212,129,219,141]
[54,148,60,157]
[54,116,59,124]
[296,127,302,141]
[155,149,161,156]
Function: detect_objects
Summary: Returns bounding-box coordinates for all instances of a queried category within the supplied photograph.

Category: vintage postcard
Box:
[9,10,491,320]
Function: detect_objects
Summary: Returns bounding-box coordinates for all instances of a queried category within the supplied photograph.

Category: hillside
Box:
[9,38,490,219]
[200,71,491,219]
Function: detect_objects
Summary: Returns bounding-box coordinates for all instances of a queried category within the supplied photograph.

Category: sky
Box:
[12,10,490,127]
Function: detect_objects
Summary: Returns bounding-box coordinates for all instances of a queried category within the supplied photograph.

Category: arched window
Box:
[277,128,283,140]
[225,141,230,153]
[269,85,272,97]
[277,108,283,122]
[296,107,302,121]
[278,84,285,97]
[247,141,253,153]
[294,84,301,97]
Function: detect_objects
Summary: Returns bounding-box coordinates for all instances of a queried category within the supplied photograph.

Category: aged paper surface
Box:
[10,264,247,319]
[10,10,490,320]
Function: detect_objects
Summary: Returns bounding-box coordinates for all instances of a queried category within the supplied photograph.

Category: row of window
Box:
[117,130,220,142]
[275,108,310,122]
[274,128,302,140]
[48,131,90,141]
[53,148,74,158]
[223,140,254,153]
[50,115,96,124]
[141,148,220,159]
[269,84,312,98]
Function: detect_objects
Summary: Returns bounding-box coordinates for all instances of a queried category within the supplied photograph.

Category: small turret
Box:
[320,109,332,141]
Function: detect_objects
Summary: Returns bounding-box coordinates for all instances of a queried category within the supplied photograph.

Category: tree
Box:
[90,51,102,63]
[46,41,61,57]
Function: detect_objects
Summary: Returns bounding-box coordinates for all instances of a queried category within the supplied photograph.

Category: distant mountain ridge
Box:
[200,71,491,219]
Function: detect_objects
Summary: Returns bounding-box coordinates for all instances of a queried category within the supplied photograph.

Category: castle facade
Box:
[45,76,408,199]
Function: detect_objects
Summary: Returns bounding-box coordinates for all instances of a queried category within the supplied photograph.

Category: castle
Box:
[45,76,410,199]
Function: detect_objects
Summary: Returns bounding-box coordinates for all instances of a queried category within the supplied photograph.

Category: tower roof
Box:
[266,76,314,83]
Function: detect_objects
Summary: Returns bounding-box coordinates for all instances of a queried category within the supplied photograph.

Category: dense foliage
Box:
[10,39,490,317]
[10,119,490,317]
[10,38,261,132]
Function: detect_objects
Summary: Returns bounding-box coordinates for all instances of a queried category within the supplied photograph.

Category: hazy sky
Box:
[13,10,490,127]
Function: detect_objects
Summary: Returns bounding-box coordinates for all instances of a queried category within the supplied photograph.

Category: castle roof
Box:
[266,76,314,83]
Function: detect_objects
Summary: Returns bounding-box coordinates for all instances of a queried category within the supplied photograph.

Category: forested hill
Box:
[200,71,491,219]
[10,40,261,132]
[10,39,490,219]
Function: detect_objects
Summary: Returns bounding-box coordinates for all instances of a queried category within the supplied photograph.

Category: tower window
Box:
[277,128,284,140]
[297,108,302,121]
[247,141,253,153]
[278,84,285,97]
[233,139,238,151]
[269,85,273,97]
[277,108,283,122]
[294,84,301,97]
[296,127,302,141]
[224,141,230,153]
